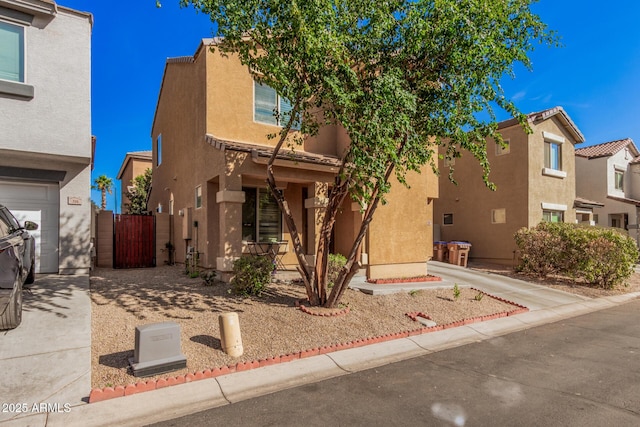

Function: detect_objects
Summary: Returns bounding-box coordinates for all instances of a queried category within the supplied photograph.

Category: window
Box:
[544,141,562,170]
[542,210,563,223]
[156,134,162,166]
[443,213,454,225]
[195,186,202,209]
[593,214,599,224]
[491,208,506,224]
[253,81,299,129]
[242,187,282,242]
[615,169,624,191]
[0,21,25,83]
[495,139,510,156]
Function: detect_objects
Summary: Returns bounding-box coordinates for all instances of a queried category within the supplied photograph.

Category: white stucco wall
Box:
[575,156,607,202]
[0,4,93,274]
[0,7,91,158]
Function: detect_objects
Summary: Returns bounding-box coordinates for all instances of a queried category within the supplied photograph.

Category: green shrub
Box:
[327,253,347,288]
[581,229,638,288]
[514,222,638,288]
[231,255,273,296]
[200,270,217,286]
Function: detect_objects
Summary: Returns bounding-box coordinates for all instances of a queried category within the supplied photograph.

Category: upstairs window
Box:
[156,134,162,166]
[0,21,25,83]
[254,81,300,129]
[615,169,624,191]
[544,141,562,170]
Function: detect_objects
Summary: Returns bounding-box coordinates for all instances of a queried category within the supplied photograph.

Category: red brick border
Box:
[367,275,442,284]
[88,289,529,404]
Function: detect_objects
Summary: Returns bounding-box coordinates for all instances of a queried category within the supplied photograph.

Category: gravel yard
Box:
[90,265,518,389]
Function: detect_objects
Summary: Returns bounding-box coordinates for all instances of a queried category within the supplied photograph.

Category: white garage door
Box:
[0,181,59,273]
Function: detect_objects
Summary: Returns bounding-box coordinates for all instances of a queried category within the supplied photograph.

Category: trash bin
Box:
[433,241,448,262]
[447,241,472,267]
[447,242,459,264]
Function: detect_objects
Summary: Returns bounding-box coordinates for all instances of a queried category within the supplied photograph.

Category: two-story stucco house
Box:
[116,151,152,213]
[575,138,640,245]
[0,0,92,274]
[148,39,438,281]
[434,107,589,265]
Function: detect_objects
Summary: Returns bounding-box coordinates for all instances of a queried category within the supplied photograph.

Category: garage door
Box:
[0,181,59,273]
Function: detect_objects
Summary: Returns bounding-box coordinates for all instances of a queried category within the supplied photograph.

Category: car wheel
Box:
[0,277,23,330]
[25,259,35,285]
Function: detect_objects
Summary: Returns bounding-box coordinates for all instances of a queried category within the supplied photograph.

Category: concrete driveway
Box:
[0,275,91,425]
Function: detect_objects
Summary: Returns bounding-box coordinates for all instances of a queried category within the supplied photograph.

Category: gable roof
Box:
[575,138,639,160]
[116,151,152,180]
[498,106,585,144]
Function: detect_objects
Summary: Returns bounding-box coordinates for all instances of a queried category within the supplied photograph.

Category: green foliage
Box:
[177,0,555,306]
[515,223,639,289]
[474,292,484,301]
[125,168,152,214]
[453,283,461,300]
[92,175,114,210]
[327,253,347,288]
[201,270,217,286]
[231,255,273,296]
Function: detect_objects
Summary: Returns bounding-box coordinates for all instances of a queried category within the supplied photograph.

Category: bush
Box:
[231,255,273,296]
[514,222,638,288]
[327,253,347,288]
[200,270,217,286]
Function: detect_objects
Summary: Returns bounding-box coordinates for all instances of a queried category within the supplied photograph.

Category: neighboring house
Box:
[0,0,93,274]
[116,151,152,213]
[575,138,640,245]
[434,107,590,265]
[148,39,438,280]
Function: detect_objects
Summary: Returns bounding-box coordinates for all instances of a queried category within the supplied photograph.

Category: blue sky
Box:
[59,1,640,211]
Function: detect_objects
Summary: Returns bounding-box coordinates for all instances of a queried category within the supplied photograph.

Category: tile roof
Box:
[574,197,604,208]
[205,134,342,170]
[498,106,585,143]
[575,138,637,159]
[607,195,640,207]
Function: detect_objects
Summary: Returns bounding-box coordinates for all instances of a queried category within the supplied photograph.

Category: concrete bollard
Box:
[219,312,243,357]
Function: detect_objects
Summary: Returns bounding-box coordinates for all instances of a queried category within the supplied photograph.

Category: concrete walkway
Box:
[2,263,639,427]
[0,275,91,425]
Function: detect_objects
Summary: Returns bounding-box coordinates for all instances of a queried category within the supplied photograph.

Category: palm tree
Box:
[92,175,114,210]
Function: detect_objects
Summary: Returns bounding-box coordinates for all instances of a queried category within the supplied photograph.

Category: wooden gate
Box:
[114,214,155,268]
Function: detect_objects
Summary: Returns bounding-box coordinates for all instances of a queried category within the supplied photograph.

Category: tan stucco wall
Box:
[434,117,579,264]
[151,45,438,279]
[526,117,577,228]
[119,157,152,212]
[435,126,529,263]
[367,168,435,279]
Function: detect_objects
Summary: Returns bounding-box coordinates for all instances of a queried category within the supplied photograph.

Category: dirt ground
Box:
[91,265,519,389]
[90,262,640,389]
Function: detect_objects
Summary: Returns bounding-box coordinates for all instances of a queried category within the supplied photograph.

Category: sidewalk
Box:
[4,262,640,426]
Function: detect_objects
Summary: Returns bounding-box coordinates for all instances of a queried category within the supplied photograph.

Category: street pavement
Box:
[151,299,640,427]
[1,261,639,426]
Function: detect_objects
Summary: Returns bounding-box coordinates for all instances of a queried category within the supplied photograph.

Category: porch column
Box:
[303,182,328,265]
[216,174,245,276]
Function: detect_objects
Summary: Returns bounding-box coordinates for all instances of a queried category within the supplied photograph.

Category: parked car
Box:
[0,204,38,330]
